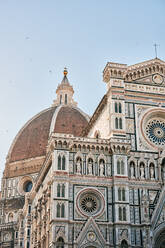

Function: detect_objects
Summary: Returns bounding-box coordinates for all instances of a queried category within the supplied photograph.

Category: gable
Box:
[77,217,106,248]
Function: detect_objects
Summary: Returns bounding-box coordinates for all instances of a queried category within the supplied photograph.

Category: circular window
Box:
[141,109,165,148]
[23,181,33,192]
[17,176,33,195]
[145,119,165,146]
[80,194,97,213]
[76,188,104,217]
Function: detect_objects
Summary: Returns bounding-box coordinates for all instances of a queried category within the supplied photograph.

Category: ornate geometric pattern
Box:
[76,188,105,218]
[145,119,165,145]
[80,195,97,213]
[79,192,101,216]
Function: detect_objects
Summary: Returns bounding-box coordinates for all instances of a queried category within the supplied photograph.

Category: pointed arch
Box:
[117,160,121,174]
[115,117,119,129]
[56,237,64,248]
[118,188,122,201]
[62,184,65,197]
[62,155,65,170]
[61,203,65,218]
[121,160,125,174]
[57,184,61,197]
[58,155,61,170]
[119,118,122,129]
[122,188,126,201]
[115,102,118,113]
[123,207,126,221]
[119,102,122,113]
[57,203,60,218]
[121,239,128,248]
[119,207,122,220]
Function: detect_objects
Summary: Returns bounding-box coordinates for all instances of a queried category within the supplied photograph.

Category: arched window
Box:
[58,155,61,170]
[62,184,65,197]
[118,188,121,201]
[60,95,62,104]
[117,160,121,174]
[121,240,128,248]
[118,188,126,201]
[122,188,125,201]
[115,102,118,113]
[57,184,61,197]
[119,103,122,113]
[121,160,124,174]
[65,94,67,104]
[62,156,65,170]
[57,203,60,218]
[115,102,122,113]
[119,207,127,221]
[57,184,65,197]
[123,207,126,221]
[115,117,119,129]
[119,207,122,220]
[119,118,122,129]
[56,237,64,248]
[61,204,65,218]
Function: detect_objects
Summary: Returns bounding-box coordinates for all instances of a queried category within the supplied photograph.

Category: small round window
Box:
[23,181,33,192]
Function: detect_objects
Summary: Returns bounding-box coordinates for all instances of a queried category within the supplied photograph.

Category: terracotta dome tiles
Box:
[54,106,88,137]
[9,105,88,163]
[9,107,56,163]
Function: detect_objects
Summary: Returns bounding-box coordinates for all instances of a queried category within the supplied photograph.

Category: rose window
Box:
[80,195,97,213]
[77,189,104,217]
[145,119,165,145]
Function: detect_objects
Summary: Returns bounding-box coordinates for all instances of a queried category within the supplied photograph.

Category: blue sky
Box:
[0,0,165,179]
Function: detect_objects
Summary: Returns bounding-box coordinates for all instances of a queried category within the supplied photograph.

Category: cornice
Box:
[103,58,165,83]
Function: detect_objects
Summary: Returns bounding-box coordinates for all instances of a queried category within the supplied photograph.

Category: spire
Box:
[52,68,77,107]
[61,68,70,85]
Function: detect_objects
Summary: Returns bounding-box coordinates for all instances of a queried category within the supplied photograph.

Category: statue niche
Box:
[149,163,155,180]
[140,162,145,179]
[76,157,82,175]
[130,161,135,178]
[87,158,93,175]
[99,159,105,176]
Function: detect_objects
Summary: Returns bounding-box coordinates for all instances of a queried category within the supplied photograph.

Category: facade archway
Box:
[121,240,128,248]
[154,229,165,248]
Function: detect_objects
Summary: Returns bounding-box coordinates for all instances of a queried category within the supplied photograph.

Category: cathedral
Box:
[1,58,165,248]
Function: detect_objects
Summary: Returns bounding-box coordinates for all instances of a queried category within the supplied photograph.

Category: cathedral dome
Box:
[6,69,89,164]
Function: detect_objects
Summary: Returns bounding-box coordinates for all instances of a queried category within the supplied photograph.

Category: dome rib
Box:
[7,105,89,164]
[54,106,89,137]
